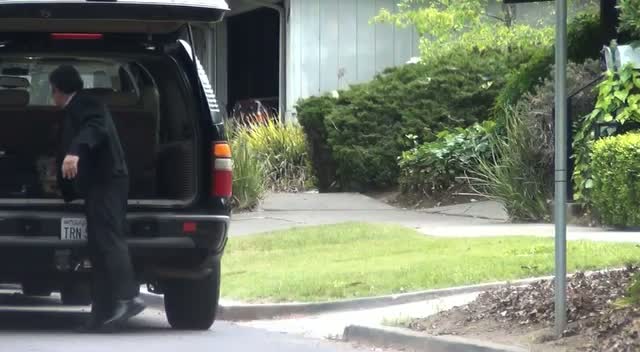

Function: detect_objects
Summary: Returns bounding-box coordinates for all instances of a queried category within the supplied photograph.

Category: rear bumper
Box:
[0,236,197,248]
[0,211,230,252]
[0,212,229,281]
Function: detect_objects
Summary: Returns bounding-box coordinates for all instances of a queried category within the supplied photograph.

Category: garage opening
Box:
[227,7,280,122]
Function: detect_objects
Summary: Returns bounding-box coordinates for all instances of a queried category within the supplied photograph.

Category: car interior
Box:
[0,56,196,202]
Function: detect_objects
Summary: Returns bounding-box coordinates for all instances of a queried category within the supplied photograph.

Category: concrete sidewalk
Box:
[231,193,640,244]
[419,200,508,221]
[230,193,502,237]
[423,223,640,243]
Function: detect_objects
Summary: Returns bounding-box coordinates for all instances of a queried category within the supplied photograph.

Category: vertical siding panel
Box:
[300,0,321,99]
[374,0,395,73]
[337,0,358,89]
[393,2,414,66]
[288,0,303,112]
[319,0,339,93]
[286,0,421,102]
[356,0,376,82]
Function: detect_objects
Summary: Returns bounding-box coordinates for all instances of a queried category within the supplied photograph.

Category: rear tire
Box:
[61,283,92,306]
[21,282,53,297]
[164,262,220,330]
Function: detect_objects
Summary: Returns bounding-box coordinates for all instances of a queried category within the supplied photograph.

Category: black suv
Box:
[0,0,231,330]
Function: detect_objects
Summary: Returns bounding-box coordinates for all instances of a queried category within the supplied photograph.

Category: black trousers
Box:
[85,176,136,317]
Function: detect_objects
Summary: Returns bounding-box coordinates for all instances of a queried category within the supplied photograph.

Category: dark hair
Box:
[49,65,83,94]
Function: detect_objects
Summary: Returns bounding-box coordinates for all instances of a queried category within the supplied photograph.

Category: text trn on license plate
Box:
[61,218,88,241]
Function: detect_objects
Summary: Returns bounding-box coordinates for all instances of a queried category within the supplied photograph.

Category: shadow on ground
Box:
[0,290,168,333]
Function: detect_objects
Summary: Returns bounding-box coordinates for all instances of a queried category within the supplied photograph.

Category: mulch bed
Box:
[404,266,640,352]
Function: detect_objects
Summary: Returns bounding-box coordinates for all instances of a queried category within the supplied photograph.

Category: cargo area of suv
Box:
[0,0,232,331]
[0,55,199,203]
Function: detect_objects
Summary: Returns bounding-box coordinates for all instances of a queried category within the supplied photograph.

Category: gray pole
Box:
[554,0,568,337]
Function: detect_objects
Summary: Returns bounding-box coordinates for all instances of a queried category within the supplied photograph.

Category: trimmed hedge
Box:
[591,133,640,227]
[324,51,511,191]
[296,95,338,192]
[296,9,601,192]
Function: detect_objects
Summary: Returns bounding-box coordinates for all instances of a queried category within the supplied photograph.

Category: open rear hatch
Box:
[0,0,229,34]
[0,0,229,208]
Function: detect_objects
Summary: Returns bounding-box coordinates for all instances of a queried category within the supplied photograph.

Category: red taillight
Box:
[183,222,198,234]
[212,142,232,198]
[51,33,104,40]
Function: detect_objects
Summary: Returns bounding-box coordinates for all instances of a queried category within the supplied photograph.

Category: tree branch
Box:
[485,13,506,24]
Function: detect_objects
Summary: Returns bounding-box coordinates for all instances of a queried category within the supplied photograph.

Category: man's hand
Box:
[62,155,80,180]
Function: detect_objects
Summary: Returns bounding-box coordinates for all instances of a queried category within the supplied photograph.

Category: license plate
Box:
[61,218,88,241]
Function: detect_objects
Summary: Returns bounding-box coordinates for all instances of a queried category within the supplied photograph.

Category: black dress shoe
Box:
[75,316,107,333]
[101,296,146,329]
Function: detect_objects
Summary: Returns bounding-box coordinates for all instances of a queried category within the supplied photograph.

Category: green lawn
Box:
[221,223,640,303]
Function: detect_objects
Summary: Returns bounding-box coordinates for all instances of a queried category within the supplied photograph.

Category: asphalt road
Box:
[0,290,387,352]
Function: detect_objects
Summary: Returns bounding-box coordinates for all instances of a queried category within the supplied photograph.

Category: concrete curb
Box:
[141,276,552,321]
[141,268,624,321]
[218,276,554,321]
[343,325,526,352]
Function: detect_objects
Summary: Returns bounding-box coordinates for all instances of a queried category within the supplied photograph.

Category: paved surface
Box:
[0,289,396,352]
[231,193,497,236]
[423,223,640,242]
[420,200,508,221]
[238,293,479,340]
[232,193,640,243]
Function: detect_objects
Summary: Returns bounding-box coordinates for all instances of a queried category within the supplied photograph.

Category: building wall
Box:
[286,0,419,117]
[196,0,589,119]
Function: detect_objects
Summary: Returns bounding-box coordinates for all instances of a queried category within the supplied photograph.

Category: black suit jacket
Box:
[57,92,128,202]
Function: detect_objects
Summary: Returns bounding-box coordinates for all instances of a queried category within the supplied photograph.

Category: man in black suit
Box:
[50,65,145,331]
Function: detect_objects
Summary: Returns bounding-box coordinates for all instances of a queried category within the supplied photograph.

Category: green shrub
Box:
[463,60,600,221]
[619,0,640,38]
[573,65,640,203]
[325,51,512,191]
[234,119,311,192]
[231,132,265,210]
[591,133,640,227]
[495,50,553,110]
[518,59,601,188]
[398,121,495,199]
[325,83,403,190]
[495,10,602,110]
[296,95,338,192]
[467,105,552,222]
[618,272,640,307]
[567,10,605,64]
[373,0,553,64]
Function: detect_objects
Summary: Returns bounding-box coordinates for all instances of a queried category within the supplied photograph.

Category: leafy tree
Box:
[373,0,553,62]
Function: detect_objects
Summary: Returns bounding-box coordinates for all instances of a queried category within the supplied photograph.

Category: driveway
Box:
[0,288,396,352]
